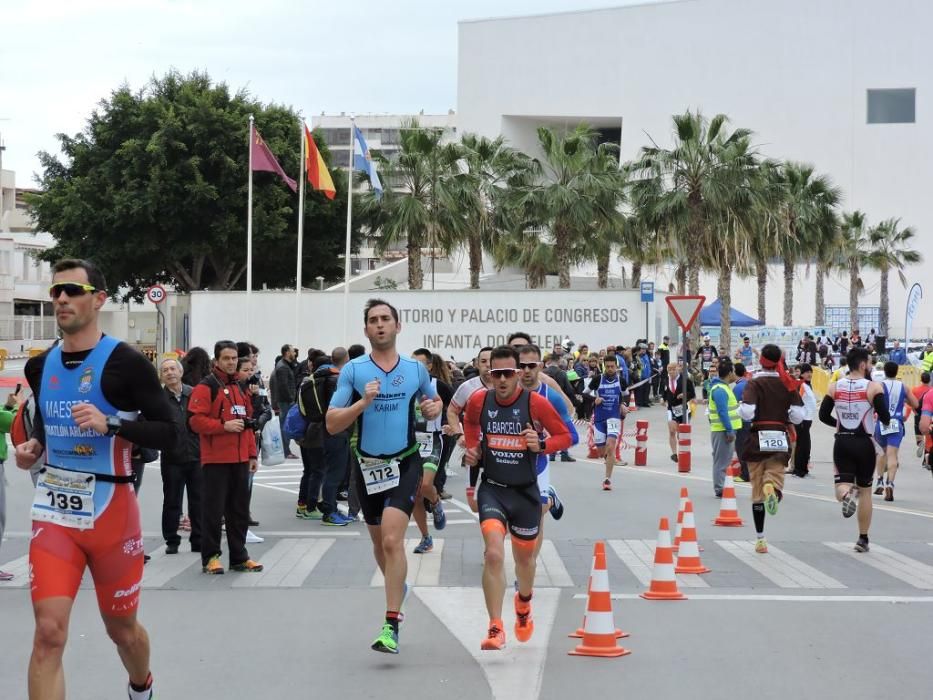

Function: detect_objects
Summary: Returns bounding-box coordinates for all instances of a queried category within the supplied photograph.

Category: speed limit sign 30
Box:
[146,285,167,304]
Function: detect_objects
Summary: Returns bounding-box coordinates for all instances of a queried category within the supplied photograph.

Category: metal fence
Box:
[0,316,58,342]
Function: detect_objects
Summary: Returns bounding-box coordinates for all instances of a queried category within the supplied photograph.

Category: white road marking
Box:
[407,519,474,527]
[607,539,709,588]
[501,539,574,588]
[142,548,200,588]
[824,542,933,589]
[0,554,30,588]
[371,538,445,587]
[448,497,480,520]
[233,538,335,588]
[575,593,933,603]
[4,530,359,539]
[415,586,560,700]
[716,540,845,589]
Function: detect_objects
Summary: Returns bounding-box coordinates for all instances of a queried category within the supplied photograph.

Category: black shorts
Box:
[354,453,423,526]
[832,434,876,488]
[477,481,542,541]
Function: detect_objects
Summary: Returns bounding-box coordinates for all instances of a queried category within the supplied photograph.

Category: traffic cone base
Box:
[568,542,631,657]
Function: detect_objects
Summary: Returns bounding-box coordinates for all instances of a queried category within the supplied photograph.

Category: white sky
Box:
[0,0,665,184]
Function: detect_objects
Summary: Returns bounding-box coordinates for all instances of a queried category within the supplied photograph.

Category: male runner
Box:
[16,259,179,700]
[737,345,804,552]
[462,346,572,650]
[410,348,448,553]
[871,361,917,501]
[517,344,579,557]
[662,362,694,463]
[589,355,627,490]
[695,335,719,382]
[326,299,442,654]
[819,347,890,552]
[734,336,760,367]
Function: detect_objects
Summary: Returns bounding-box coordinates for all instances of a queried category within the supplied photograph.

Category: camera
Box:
[243,417,259,431]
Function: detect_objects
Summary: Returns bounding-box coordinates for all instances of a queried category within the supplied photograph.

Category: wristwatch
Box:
[105,415,123,437]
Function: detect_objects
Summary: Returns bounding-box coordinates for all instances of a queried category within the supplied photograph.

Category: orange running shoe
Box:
[514,593,534,643]
[481,619,506,651]
[231,559,264,573]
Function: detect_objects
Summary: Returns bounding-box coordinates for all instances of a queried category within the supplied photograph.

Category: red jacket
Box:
[188,368,257,465]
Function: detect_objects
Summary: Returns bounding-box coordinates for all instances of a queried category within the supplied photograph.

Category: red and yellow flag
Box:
[304,125,336,200]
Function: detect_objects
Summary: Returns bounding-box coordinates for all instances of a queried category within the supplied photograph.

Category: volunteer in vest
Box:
[737,345,805,554]
[326,299,442,655]
[462,345,573,651]
[17,258,179,700]
[188,340,263,575]
[708,360,741,498]
[589,354,627,490]
[663,362,695,463]
[820,347,890,552]
[872,361,918,502]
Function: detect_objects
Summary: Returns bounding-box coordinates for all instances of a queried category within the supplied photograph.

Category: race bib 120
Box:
[757,430,789,452]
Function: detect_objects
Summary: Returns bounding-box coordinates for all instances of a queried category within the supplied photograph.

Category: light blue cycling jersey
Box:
[535,383,579,474]
[330,354,437,458]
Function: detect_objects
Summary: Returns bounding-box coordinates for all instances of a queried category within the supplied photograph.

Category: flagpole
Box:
[295,122,306,346]
[247,114,254,338]
[342,116,354,345]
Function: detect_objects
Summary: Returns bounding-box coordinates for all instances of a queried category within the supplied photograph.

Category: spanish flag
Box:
[304,124,336,200]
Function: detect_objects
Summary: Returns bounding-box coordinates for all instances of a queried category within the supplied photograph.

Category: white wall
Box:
[458,0,933,334]
[190,289,667,374]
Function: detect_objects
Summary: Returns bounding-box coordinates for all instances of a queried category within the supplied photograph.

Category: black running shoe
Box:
[854,536,870,553]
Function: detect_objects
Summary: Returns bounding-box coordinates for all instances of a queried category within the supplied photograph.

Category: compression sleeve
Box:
[818,395,837,428]
[119,350,181,449]
[469,465,480,487]
[547,391,579,446]
[873,392,892,425]
[329,362,355,408]
[530,392,572,453]
[462,389,485,451]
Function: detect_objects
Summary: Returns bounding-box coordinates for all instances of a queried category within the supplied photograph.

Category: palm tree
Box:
[629,111,762,350]
[839,211,872,331]
[359,118,462,289]
[812,212,842,326]
[867,218,922,335]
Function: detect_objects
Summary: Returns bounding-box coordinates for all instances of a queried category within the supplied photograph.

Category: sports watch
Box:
[105,415,123,436]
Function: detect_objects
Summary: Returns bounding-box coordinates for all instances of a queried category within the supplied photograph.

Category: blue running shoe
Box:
[413,536,433,554]
[547,486,564,520]
[433,501,447,530]
[322,512,351,526]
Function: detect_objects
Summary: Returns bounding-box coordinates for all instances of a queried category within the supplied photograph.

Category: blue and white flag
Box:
[904,282,922,344]
[353,126,383,198]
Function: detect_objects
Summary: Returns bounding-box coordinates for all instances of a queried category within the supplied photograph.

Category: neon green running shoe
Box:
[371,622,399,654]
[763,483,779,516]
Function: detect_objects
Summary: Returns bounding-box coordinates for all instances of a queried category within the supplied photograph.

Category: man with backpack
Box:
[293,347,353,525]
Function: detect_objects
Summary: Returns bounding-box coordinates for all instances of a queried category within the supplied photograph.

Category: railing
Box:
[0,316,58,341]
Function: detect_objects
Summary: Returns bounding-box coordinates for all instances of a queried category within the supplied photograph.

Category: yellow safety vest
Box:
[709,382,742,432]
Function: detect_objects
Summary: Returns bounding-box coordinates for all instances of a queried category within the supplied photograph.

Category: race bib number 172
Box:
[361,458,401,495]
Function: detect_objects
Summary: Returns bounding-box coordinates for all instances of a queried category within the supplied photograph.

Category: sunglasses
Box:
[49,283,98,298]
[518,361,540,370]
[489,368,518,379]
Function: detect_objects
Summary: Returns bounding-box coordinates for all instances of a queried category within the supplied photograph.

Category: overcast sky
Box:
[0,0,665,183]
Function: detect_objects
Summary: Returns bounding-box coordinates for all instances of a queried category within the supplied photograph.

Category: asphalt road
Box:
[2,401,932,699]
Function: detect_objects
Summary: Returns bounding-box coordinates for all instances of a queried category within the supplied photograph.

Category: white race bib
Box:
[361,458,401,495]
[416,432,434,458]
[880,419,901,436]
[672,405,685,418]
[606,418,622,434]
[31,466,96,529]
[757,430,789,452]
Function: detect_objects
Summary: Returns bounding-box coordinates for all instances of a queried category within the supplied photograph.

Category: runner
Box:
[16,259,178,700]
[662,362,695,463]
[871,361,918,501]
[589,354,627,490]
[461,345,573,650]
[910,371,931,465]
[737,345,805,553]
[819,347,890,552]
[695,335,719,384]
[325,299,442,654]
[517,344,579,559]
[734,336,759,368]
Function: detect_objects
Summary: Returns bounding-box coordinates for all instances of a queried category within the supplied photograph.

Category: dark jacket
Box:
[271,358,297,405]
[162,384,201,464]
[187,368,257,465]
[300,364,342,446]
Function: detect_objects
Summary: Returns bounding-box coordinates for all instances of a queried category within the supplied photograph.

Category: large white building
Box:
[457,0,932,338]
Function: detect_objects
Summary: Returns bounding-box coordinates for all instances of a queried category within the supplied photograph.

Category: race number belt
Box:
[360,457,401,495]
[31,466,96,529]
[757,430,789,452]
[880,419,901,436]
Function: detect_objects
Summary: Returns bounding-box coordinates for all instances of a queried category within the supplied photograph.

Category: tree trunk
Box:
[879,265,889,335]
[528,268,545,289]
[596,250,609,289]
[849,261,859,331]
[407,236,423,289]
[468,230,482,289]
[687,262,701,338]
[631,262,642,289]
[718,264,733,356]
[756,259,767,324]
[675,263,687,295]
[783,254,794,326]
[814,260,826,327]
[555,224,571,289]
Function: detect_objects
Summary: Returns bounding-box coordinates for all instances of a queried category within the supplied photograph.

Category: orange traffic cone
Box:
[640,517,687,601]
[714,466,744,527]
[569,542,628,640]
[568,542,631,657]
[628,392,637,412]
[674,500,710,574]
[673,487,689,551]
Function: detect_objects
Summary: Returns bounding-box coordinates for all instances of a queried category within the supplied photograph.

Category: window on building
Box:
[330,150,351,168]
[381,128,400,146]
[320,128,351,146]
[867,88,916,124]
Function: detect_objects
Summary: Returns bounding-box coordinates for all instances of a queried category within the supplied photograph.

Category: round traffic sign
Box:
[146,285,167,304]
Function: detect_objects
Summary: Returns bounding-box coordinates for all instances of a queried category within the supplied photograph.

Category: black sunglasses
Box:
[518,362,540,370]
[49,283,98,298]
[489,368,517,379]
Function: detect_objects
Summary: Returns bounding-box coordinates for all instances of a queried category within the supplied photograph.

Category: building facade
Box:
[457,0,932,337]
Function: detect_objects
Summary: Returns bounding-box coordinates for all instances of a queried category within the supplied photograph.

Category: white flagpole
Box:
[246,114,254,337]
[295,123,306,346]
[342,117,355,345]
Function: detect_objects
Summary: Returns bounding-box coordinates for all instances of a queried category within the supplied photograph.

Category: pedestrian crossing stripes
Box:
[3,540,933,593]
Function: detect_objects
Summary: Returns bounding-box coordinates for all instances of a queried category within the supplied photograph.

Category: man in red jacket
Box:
[188,340,263,575]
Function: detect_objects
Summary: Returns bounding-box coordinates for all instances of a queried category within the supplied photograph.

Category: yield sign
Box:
[666,295,706,332]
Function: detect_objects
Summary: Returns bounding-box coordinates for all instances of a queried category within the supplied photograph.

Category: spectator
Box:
[181,346,211,387]
[0,386,21,581]
[889,340,908,365]
[271,344,298,458]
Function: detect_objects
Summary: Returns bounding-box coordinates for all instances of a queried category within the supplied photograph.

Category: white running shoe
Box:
[245,530,264,544]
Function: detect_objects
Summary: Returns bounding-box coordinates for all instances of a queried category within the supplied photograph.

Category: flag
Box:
[251,126,297,192]
[304,125,336,200]
[904,282,923,345]
[353,126,383,198]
